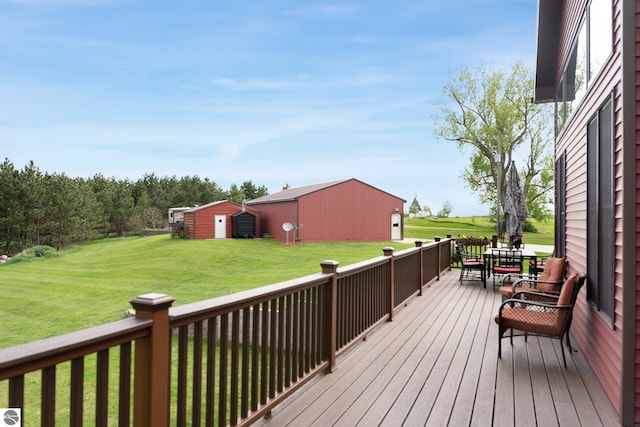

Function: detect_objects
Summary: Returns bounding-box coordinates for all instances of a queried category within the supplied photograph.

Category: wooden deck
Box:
[255,271,620,426]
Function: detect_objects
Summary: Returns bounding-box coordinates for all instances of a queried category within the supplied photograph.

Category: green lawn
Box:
[0,215,554,348]
[0,236,414,348]
[404,216,554,245]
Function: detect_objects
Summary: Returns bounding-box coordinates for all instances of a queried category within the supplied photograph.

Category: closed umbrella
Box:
[504,161,528,249]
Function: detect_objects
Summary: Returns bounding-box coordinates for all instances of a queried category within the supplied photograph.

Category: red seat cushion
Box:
[493,267,520,274]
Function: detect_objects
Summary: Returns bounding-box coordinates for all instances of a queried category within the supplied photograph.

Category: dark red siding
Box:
[549,0,625,419]
[183,201,261,239]
[248,201,297,241]
[297,180,403,242]
[248,179,404,242]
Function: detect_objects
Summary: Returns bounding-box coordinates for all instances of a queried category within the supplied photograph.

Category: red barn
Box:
[246,178,405,242]
[182,201,261,239]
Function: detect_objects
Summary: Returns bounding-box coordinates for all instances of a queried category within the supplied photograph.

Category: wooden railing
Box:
[0,239,452,426]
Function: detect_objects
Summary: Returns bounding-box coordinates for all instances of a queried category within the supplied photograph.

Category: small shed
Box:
[183,201,261,239]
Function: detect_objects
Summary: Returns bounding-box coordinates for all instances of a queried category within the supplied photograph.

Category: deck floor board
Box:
[255,271,620,426]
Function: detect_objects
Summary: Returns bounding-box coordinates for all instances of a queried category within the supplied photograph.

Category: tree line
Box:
[0,158,269,255]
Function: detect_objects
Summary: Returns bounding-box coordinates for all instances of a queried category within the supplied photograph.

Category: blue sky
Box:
[1,0,538,216]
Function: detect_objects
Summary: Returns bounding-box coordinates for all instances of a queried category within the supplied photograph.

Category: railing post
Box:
[434,237,442,280]
[414,241,424,293]
[130,293,175,427]
[383,247,394,321]
[321,260,339,373]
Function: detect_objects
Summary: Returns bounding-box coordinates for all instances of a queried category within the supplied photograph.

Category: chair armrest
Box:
[503,272,527,282]
[510,278,563,293]
[499,296,569,313]
[510,289,561,301]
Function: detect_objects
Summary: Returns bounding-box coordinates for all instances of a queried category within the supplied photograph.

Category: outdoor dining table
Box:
[483,247,538,278]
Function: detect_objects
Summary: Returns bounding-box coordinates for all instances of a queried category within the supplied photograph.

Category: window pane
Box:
[598,99,614,318]
[586,116,598,304]
[589,0,612,79]
[566,21,587,120]
[556,77,565,134]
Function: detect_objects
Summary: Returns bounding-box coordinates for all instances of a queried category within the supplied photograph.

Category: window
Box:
[586,95,614,322]
[566,21,587,116]
[555,0,612,133]
[556,77,566,135]
[589,0,613,80]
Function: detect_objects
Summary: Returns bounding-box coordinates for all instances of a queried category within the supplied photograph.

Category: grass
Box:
[404,216,555,245]
[0,235,414,348]
[0,215,553,348]
[0,216,554,422]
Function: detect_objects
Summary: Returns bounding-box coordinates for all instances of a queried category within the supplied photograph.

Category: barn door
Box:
[390,213,402,240]
[215,215,227,239]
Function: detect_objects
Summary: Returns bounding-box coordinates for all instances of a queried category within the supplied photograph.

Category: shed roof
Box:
[246,178,406,205]
[533,0,562,103]
[184,200,260,214]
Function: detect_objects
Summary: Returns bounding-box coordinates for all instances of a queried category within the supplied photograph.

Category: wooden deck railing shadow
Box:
[0,239,452,426]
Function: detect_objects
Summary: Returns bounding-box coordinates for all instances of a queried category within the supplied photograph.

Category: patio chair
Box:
[495,272,585,368]
[490,249,523,291]
[529,248,557,276]
[498,257,567,300]
[456,244,486,287]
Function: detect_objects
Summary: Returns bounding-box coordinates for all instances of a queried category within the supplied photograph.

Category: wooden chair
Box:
[456,244,486,287]
[498,257,568,300]
[490,249,523,291]
[495,272,586,368]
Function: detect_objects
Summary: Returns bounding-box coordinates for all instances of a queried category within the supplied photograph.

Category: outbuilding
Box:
[182,201,261,239]
[246,178,405,242]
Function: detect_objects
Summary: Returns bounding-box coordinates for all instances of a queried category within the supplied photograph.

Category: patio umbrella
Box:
[504,161,528,249]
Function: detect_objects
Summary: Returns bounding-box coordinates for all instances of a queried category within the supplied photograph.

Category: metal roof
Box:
[246,179,348,204]
[185,200,235,212]
[246,178,406,205]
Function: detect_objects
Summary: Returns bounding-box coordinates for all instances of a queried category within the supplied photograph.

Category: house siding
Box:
[552,0,625,418]
[633,1,640,421]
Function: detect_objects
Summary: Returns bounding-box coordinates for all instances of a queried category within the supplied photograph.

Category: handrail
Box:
[169,272,332,327]
[0,317,152,380]
[0,238,454,426]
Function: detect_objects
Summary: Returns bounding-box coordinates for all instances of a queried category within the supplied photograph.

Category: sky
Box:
[0,0,539,216]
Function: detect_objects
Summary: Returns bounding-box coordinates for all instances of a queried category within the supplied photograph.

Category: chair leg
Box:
[560,338,568,368]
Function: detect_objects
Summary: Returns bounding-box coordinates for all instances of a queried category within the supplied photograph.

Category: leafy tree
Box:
[409,196,421,214]
[434,61,554,221]
[0,159,21,254]
[437,200,453,218]
[0,158,276,253]
[240,180,269,201]
[226,184,244,204]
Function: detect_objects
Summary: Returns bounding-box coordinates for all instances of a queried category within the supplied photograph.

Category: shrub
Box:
[522,219,537,233]
[171,224,189,239]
